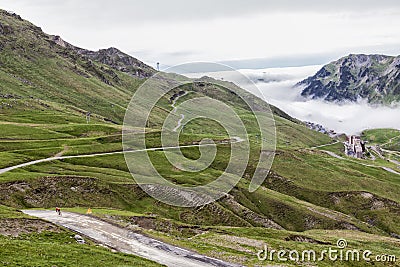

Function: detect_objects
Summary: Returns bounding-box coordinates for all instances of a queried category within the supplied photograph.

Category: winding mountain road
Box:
[314,142,400,175]
[22,210,240,267]
[321,150,344,159]
[173,114,185,132]
[0,138,243,175]
[0,91,242,176]
[319,149,400,175]
[171,92,189,132]
[311,140,339,149]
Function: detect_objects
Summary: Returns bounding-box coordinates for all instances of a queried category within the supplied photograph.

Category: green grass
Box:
[0,204,29,219]
[1,9,400,267]
[49,124,121,137]
[317,141,345,155]
[0,124,72,140]
[272,149,400,200]
[0,232,162,267]
[275,116,332,148]
[0,88,398,266]
[123,220,400,267]
[0,152,34,169]
[362,128,400,151]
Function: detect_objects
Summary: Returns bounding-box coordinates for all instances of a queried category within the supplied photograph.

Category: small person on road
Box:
[55,207,61,216]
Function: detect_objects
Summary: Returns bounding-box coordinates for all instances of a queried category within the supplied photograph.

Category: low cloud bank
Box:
[186,65,400,135]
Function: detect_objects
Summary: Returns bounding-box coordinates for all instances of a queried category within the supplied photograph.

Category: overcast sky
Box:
[1,0,400,68]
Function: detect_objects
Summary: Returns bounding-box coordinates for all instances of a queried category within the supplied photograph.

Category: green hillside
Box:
[0,10,399,266]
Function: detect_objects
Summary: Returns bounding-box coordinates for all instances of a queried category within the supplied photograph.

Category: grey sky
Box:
[1,0,400,68]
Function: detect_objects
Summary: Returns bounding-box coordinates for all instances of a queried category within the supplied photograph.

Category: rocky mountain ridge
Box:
[50,35,155,78]
[298,54,400,104]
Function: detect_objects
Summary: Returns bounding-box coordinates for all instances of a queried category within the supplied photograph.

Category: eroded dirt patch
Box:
[0,176,143,209]
[0,218,60,236]
[284,234,330,244]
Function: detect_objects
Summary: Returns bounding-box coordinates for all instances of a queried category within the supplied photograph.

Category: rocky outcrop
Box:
[50,35,155,78]
[86,47,154,78]
[51,35,73,49]
[0,22,13,35]
[298,54,400,104]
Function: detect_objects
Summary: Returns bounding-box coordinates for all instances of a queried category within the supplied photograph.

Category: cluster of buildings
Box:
[305,121,367,159]
[345,135,365,158]
[304,121,336,137]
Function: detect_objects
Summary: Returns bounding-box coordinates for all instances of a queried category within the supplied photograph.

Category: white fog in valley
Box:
[185,65,400,135]
[3,0,400,135]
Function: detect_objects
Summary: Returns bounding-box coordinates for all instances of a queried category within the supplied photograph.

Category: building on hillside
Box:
[345,135,365,158]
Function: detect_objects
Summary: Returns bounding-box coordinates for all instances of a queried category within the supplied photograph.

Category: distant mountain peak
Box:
[102,47,120,53]
[298,54,400,104]
[0,8,155,79]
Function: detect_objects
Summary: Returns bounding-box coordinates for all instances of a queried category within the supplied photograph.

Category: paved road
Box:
[380,148,400,166]
[370,145,385,159]
[314,142,400,176]
[173,114,185,132]
[22,210,241,267]
[171,92,188,132]
[321,150,344,159]
[381,134,400,147]
[311,141,339,149]
[381,166,400,175]
[321,150,400,175]
[0,138,243,175]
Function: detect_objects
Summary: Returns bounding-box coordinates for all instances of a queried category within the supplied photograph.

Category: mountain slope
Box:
[1,10,400,266]
[0,9,154,124]
[0,8,343,225]
[0,9,323,143]
[298,54,400,104]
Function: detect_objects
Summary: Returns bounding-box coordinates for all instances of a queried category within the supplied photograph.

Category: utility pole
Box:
[86,112,91,124]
